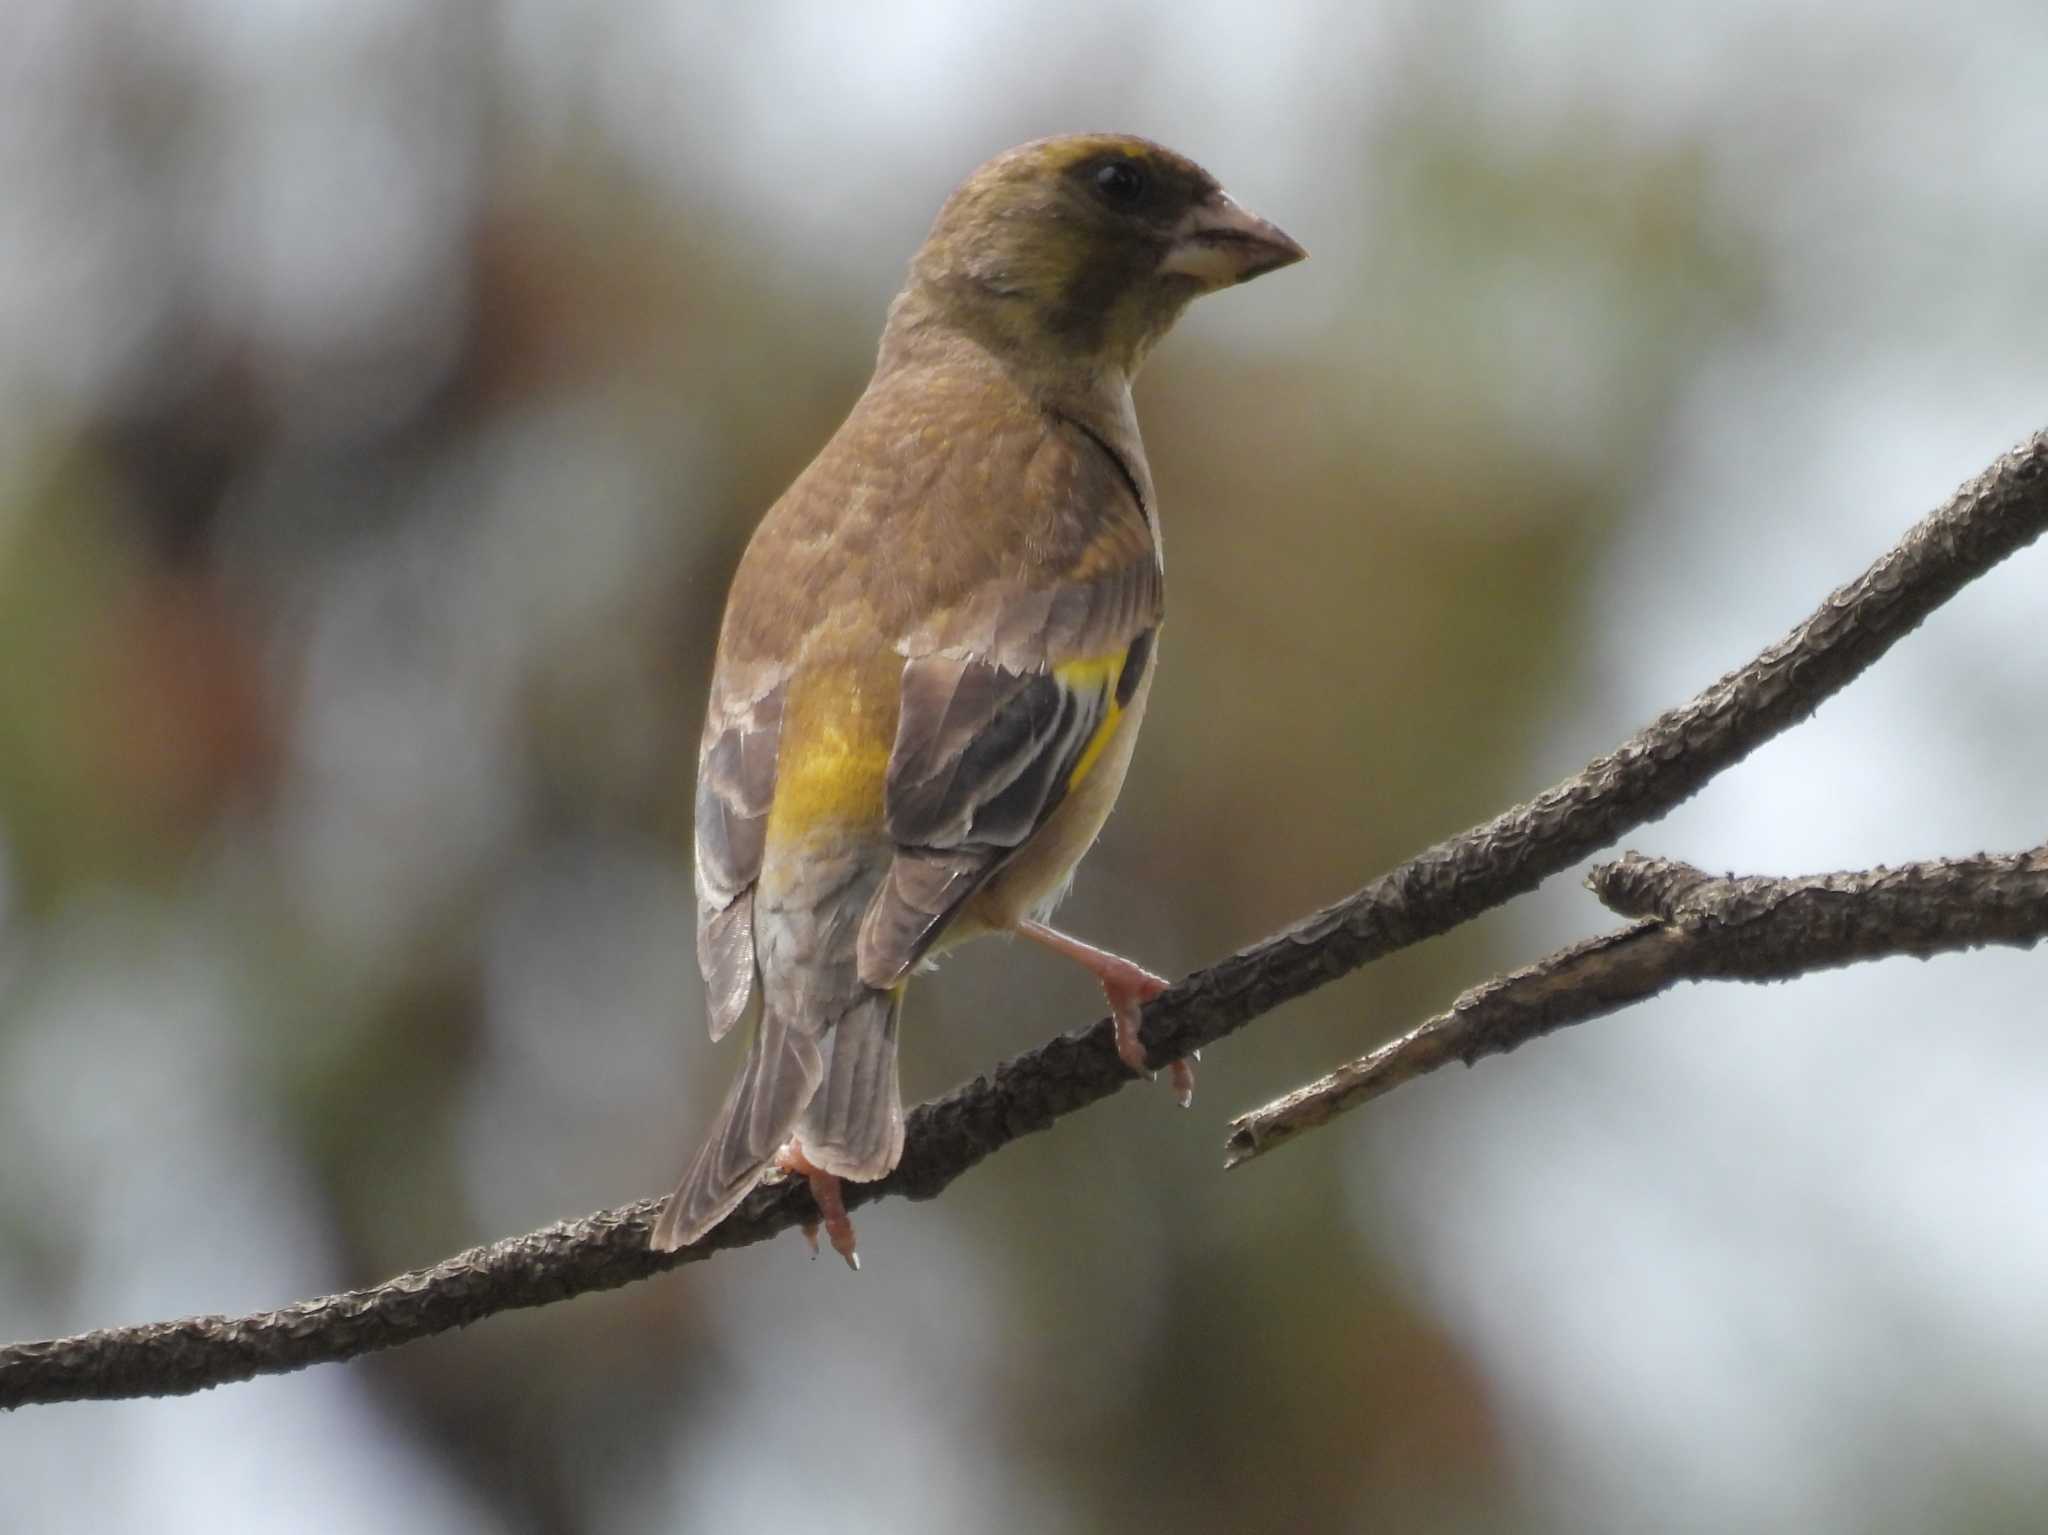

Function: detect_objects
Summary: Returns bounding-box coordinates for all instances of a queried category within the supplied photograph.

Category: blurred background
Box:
[3,2,2045,1530]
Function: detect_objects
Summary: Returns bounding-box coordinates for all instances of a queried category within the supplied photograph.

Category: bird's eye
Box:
[1094,161,1147,207]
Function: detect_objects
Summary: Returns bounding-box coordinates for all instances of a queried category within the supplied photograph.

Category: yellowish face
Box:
[912,134,1304,374]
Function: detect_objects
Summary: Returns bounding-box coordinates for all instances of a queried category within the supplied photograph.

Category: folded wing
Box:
[858,560,1158,989]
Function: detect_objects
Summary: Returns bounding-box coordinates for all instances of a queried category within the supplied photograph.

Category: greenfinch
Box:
[652,134,1304,1265]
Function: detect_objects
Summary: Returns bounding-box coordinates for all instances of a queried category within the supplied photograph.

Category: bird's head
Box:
[889,134,1305,380]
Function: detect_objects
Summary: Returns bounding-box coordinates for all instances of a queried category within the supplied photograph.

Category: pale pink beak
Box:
[1157,193,1307,289]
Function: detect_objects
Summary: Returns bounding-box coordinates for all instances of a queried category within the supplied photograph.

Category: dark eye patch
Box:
[1069,151,1180,221]
[1094,160,1147,207]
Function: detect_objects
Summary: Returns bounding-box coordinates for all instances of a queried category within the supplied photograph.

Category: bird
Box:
[651,133,1304,1266]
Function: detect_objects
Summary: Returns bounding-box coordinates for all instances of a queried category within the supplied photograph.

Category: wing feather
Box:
[856,553,1160,989]
[694,673,786,1040]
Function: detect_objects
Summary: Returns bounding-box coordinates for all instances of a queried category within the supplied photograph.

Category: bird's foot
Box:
[1110,980,1196,1108]
[774,1142,860,1271]
[1015,919,1194,1107]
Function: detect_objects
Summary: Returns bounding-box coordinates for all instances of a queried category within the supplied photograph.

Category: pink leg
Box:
[1015,919,1195,1107]
[775,1142,861,1272]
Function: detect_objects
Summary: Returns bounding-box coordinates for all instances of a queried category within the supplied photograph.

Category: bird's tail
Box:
[651,984,905,1253]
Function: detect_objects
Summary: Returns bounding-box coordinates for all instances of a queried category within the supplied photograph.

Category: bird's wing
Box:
[693,662,786,1041]
[856,552,1160,989]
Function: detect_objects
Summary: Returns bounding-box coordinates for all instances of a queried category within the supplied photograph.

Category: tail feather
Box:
[651,994,823,1253]
[796,988,905,1180]
[651,986,908,1253]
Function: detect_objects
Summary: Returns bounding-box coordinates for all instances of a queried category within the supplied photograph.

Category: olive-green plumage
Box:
[652,134,1303,1257]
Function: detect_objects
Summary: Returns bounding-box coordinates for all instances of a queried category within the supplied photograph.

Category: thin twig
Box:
[1224,847,2048,1165]
[3,432,2045,1409]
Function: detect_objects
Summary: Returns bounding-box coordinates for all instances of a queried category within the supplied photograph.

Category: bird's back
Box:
[720,343,1154,675]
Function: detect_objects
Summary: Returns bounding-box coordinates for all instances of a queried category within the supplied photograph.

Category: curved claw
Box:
[775,1142,861,1272]
[1015,919,1196,1108]
[1104,963,1194,1108]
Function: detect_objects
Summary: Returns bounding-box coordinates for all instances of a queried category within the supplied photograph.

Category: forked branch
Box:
[1225,848,2048,1165]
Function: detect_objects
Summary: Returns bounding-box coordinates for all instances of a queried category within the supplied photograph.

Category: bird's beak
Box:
[1158,194,1307,289]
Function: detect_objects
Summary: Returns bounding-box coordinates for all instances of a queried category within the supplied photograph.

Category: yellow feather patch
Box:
[1054,651,1128,791]
[766,666,895,840]
[770,725,890,832]
[1027,135,1170,176]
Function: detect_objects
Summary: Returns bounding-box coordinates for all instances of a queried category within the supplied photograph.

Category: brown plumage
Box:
[652,134,1304,1262]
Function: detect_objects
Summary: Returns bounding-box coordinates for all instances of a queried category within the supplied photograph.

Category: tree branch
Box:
[1224,847,2048,1165]
[4,431,2045,1410]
